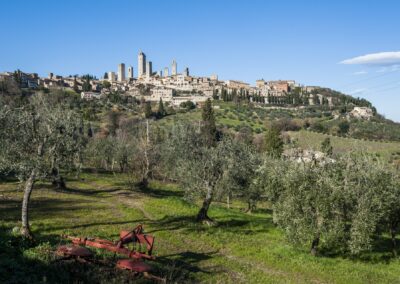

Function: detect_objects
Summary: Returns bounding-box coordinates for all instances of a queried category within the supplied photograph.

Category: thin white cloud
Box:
[348,88,367,95]
[353,70,368,75]
[340,51,400,65]
[376,64,400,73]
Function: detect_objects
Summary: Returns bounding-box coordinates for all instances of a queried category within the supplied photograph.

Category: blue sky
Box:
[1,0,399,121]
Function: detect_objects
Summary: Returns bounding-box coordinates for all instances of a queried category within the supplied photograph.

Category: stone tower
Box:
[146,61,152,78]
[171,59,177,75]
[128,66,134,79]
[118,63,125,82]
[108,71,116,82]
[138,51,146,78]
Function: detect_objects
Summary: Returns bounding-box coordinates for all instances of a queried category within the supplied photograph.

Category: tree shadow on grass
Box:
[56,186,123,196]
[0,226,157,284]
[313,234,398,264]
[39,219,148,233]
[249,207,273,215]
[35,183,123,196]
[146,213,273,235]
[115,181,184,199]
[154,250,222,281]
[214,217,274,234]
[0,198,97,222]
[79,168,116,175]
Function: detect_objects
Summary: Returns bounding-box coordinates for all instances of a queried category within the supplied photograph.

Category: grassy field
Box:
[154,102,265,132]
[1,172,400,283]
[287,130,400,159]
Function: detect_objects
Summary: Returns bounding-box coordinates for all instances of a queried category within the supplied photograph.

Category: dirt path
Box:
[86,180,155,221]
[114,190,155,221]
[87,180,325,284]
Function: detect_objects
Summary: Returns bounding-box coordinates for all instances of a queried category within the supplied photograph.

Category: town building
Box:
[349,107,374,120]
[256,79,267,88]
[149,87,174,102]
[81,92,101,100]
[210,74,218,81]
[226,80,250,89]
[171,96,208,106]
[268,80,290,93]
[108,71,116,82]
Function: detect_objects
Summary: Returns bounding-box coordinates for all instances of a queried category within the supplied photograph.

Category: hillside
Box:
[287,130,400,160]
[2,89,400,284]
[2,173,400,283]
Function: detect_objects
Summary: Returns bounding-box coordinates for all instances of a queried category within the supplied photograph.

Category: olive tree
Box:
[130,120,163,187]
[260,152,399,256]
[222,140,260,212]
[344,154,398,255]
[162,123,249,223]
[380,173,400,256]
[0,93,84,238]
[85,136,116,170]
[269,161,348,255]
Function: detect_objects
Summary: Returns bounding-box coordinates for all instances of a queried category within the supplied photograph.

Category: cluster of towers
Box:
[138,51,181,79]
[107,51,189,82]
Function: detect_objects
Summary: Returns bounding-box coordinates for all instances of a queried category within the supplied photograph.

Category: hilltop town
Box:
[0,50,374,113]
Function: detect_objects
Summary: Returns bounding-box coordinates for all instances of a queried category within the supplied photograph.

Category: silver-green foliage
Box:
[162,123,258,220]
[259,153,399,255]
[0,92,85,237]
[0,93,84,179]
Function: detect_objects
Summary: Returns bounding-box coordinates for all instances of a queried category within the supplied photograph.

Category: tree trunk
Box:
[197,187,213,223]
[245,201,252,213]
[52,166,66,190]
[141,177,149,188]
[310,233,320,256]
[390,226,397,257]
[141,120,151,187]
[226,195,230,209]
[21,168,37,238]
[245,200,256,213]
[75,162,82,179]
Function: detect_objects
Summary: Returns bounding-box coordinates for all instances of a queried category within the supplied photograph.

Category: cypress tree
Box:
[157,98,166,118]
[201,98,217,147]
[144,102,152,118]
[264,124,283,157]
[321,137,333,157]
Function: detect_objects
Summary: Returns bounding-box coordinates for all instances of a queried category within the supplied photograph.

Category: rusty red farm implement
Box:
[56,224,163,281]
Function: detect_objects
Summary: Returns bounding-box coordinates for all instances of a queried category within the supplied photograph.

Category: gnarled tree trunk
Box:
[390,225,397,257]
[197,186,213,223]
[21,168,37,238]
[310,233,320,256]
[246,200,256,213]
[21,142,44,238]
[51,166,66,190]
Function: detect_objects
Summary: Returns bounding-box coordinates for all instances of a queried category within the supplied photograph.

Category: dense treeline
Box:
[0,91,399,258]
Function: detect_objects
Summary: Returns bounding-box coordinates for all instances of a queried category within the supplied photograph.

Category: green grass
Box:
[2,173,400,283]
[287,130,400,160]
[154,102,266,132]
